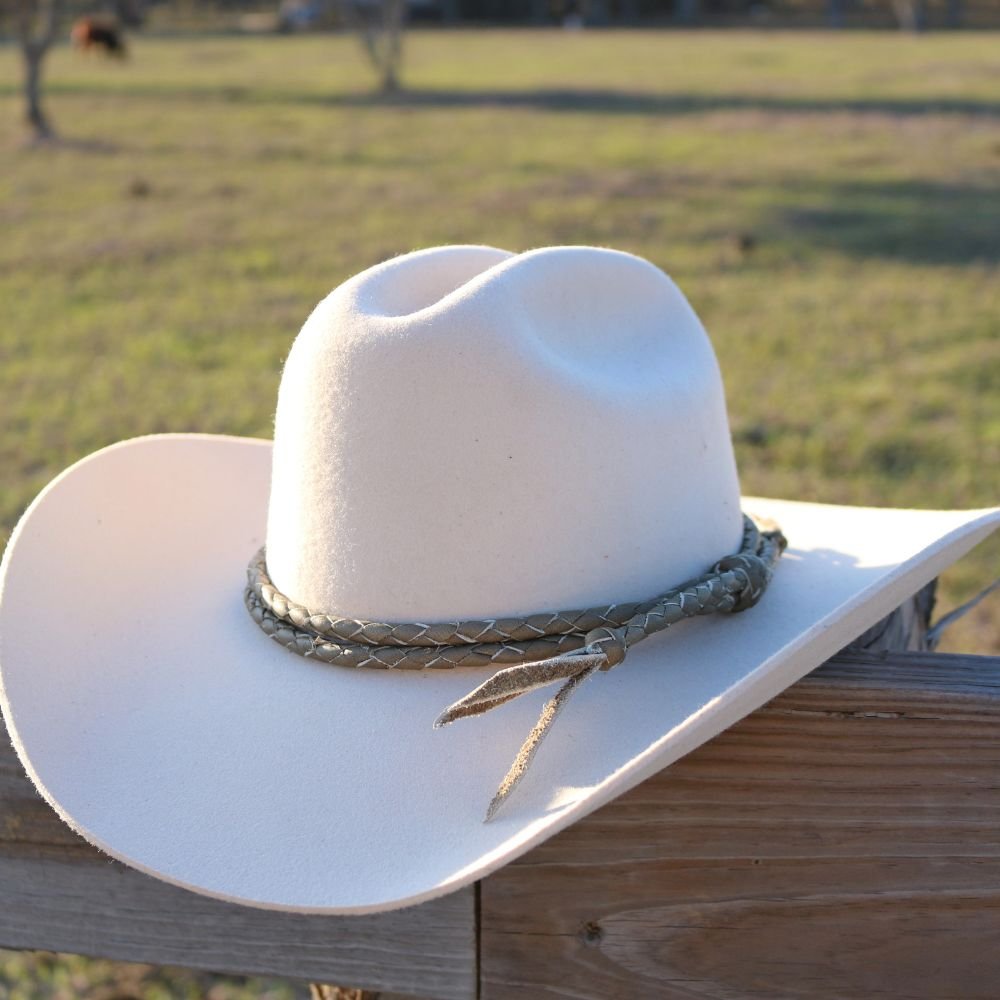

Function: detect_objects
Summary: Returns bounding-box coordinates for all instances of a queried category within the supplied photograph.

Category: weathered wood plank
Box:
[0,730,475,1000]
[0,851,475,999]
[481,650,1000,1000]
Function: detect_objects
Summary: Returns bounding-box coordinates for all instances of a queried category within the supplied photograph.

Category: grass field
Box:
[0,26,998,996]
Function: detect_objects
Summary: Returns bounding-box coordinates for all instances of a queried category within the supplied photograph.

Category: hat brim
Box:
[1,434,997,914]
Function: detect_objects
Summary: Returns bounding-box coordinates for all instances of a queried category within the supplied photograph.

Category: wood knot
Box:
[580,920,604,946]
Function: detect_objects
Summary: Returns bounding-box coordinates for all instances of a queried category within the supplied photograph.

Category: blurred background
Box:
[1,0,999,994]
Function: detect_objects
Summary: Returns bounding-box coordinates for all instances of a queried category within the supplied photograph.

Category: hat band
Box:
[245,514,786,820]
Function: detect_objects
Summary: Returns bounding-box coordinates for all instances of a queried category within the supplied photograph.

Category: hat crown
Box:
[265,245,742,621]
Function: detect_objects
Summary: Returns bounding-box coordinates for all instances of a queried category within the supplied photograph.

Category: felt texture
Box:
[265,246,743,621]
[0,434,996,914]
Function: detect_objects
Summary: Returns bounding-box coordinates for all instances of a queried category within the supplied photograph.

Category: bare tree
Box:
[338,0,407,94]
[8,0,65,139]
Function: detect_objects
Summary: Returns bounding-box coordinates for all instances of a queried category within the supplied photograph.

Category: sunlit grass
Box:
[1,31,997,626]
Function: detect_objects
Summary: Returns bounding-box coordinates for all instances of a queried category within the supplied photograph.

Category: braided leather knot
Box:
[583,627,627,671]
[246,513,786,821]
[715,524,786,612]
[713,553,770,612]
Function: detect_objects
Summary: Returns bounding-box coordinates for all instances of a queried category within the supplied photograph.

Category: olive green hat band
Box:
[246,513,786,820]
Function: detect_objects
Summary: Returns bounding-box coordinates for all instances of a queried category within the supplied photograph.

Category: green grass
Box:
[0,27,998,995]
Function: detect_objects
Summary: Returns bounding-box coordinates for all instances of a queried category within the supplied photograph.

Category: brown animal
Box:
[71,17,127,58]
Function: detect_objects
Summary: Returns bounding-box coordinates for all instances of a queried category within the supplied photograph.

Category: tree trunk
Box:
[380,59,399,94]
[338,0,405,95]
[16,0,63,140]
[23,45,54,139]
[377,0,405,94]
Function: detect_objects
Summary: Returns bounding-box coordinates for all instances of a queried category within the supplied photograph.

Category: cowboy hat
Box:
[0,245,996,914]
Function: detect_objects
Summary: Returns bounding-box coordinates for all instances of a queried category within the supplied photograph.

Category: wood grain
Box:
[0,729,475,1000]
[480,651,1000,1000]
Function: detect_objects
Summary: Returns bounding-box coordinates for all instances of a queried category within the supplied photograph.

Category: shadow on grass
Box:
[775,178,1000,265]
[4,82,1000,117]
[16,133,123,154]
[330,89,1000,118]
[342,89,1000,116]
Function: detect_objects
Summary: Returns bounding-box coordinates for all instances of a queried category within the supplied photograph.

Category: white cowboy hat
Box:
[0,245,996,915]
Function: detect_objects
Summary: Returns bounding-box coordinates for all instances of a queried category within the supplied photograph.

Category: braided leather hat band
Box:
[245,514,786,820]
